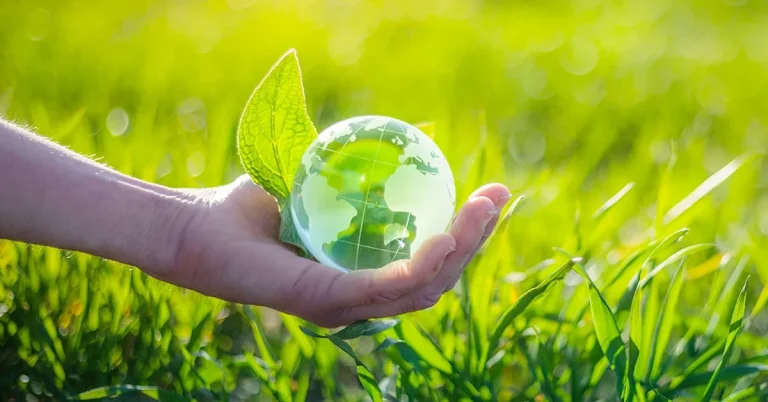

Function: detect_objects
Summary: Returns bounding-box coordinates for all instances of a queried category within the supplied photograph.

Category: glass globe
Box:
[290,115,456,271]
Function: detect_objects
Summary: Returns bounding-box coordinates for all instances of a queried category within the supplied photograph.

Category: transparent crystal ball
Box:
[290,115,456,271]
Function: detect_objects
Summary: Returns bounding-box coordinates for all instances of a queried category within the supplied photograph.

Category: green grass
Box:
[1,0,768,400]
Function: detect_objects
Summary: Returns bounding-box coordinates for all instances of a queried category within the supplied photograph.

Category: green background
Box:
[1,0,767,400]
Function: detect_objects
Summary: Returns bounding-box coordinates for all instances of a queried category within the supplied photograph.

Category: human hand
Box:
[159,175,510,328]
[0,120,509,327]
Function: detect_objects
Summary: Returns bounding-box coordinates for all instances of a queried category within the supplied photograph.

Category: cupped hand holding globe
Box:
[169,116,511,327]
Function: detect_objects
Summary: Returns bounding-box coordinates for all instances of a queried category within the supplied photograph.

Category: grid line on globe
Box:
[352,121,387,270]
[290,115,456,272]
[301,147,442,173]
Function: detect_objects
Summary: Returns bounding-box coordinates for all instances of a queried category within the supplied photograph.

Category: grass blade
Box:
[328,336,383,402]
[497,195,527,233]
[593,182,635,220]
[722,386,768,402]
[69,385,189,401]
[610,228,691,323]
[668,338,726,389]
[627,277,644,385]
[243,307,277,366]
[640,244,716,289]
[575,245,652,322]
[701,276,751,401]
[649,261,685,382]
[484,259,576,367]
[572,263,629,397]
[750,283,768,320]
[394,320,452,374]
[670,364,768,391]
[664,153,755,225]
[655,141,677,234]
[639,276,660,380]
[333,318,400,340]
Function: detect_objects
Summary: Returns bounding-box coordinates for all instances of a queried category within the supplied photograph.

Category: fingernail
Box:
[498,194,512,203]
[487,208,500,216]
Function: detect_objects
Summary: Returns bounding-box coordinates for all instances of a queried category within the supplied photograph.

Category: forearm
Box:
[0,119,194,271]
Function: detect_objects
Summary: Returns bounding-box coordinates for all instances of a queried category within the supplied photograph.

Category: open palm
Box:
[163,175,510,328]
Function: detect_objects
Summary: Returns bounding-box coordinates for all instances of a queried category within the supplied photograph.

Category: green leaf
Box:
[646,228,690,262]
[302,326,385,402]
[299,325,327,338]
[649,261,685,381]
[707,257,749,335]
[648,389,672,401]
[597,229,690,325]
[243,307,277,366]
[69,385,189,401]
[670,364,768,391]
[627,275,644,383]
[638,274,660,380]
[394,320,452,374]
[575,245,651,322]
[593,182,635,220]
[328,336,383,402]
[237,48,317,203]
[702,276,751,401]
[300,319,400,341]
[333,319,400,340]
[669,338,726,390]
[356,365,384,402]
[640,244,716,289]
[721,385,768,402]
[236,49,317,255]
[376,337,424,369]
[655,141,677,234]
[280,313,315,357]
[483,259,576,367]
[663,152,756,225]
[376,337,406,353]
[497,195,528,233]
[376,336,482,401]
[572,263,628,397]
[751,284,768,319]
[295,367,311,402]
[240,354,271,383]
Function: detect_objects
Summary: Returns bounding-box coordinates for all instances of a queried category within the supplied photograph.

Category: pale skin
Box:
[0,118,511,327]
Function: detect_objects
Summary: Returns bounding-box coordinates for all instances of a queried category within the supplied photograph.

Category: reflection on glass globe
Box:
[290,115,456,272]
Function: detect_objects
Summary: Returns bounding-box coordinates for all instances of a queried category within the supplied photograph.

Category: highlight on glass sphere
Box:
[289,115,456,272]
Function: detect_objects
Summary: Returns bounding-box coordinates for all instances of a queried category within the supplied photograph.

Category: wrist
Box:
[126,183,203,276]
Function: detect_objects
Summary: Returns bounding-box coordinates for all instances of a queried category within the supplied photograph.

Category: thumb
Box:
[312,233,456,309]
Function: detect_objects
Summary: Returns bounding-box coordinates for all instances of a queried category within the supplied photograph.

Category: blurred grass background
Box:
[1,0,767,400]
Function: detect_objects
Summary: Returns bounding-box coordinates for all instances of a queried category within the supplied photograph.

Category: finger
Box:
[332,287,446,325]
[469,183,513,207]
[470,183,512,244]
[278,233,456,312]
[443,184,512,289]
[329,233,455,305]
[423,184,511,293]
[398,195,493,293]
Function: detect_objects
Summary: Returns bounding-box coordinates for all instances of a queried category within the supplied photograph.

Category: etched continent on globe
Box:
[290,115,456,272]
